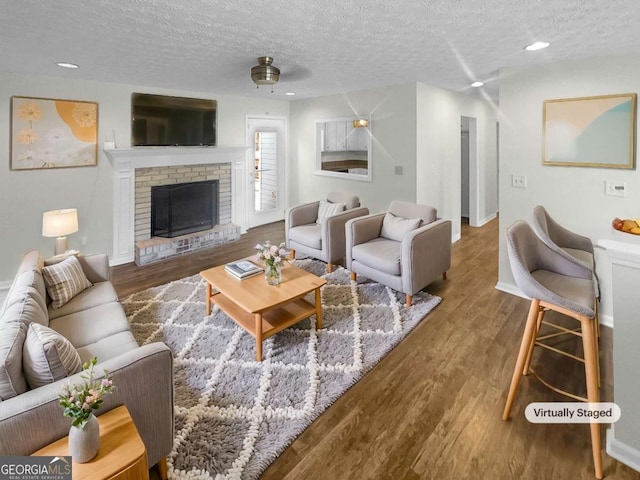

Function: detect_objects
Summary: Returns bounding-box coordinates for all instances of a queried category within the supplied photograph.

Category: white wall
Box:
[289,83,417,213]
[0,71,289,284]
[497,53,640,324]
[416,83,498,241]
[289,81,498,231]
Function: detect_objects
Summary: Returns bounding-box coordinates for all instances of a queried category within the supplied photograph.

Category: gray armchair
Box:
[286,192,369,272]
[345,201,451,306]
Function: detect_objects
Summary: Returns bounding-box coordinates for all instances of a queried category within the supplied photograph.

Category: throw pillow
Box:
[42,256,92,309]
[380,212,422,242]
[0,321,28,400]
[43,250,80,267]
[23,322,82,389]
[316,200,346,224]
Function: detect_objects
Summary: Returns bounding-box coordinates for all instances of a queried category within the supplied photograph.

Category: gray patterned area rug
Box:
[123,259,441,480]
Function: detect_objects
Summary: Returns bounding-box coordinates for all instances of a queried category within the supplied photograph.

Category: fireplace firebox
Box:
[151,180,219,238]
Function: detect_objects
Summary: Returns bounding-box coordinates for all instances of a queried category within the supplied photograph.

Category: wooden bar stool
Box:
[503,221,602,479]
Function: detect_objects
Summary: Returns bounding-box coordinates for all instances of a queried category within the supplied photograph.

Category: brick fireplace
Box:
[132,163,239,265]
[105,146,249,266]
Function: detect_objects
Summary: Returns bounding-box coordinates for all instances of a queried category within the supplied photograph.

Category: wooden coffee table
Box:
[200,260,326,361]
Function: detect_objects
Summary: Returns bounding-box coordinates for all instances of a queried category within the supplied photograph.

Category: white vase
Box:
[68,414,100,463]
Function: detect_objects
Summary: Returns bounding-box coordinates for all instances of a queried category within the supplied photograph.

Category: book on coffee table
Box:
[225,260,264,280]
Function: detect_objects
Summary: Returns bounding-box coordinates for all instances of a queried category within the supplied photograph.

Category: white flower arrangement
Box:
[255,241,289,270]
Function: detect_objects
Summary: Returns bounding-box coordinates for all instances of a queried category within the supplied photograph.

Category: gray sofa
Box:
[0,251,173,475]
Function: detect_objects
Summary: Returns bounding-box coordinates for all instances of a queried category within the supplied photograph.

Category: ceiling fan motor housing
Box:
[251,56,280,86]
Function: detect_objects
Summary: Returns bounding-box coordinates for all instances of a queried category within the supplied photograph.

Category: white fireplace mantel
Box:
[105,146,250,265]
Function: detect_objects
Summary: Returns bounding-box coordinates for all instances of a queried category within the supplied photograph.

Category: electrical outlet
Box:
[512,174,527,188]
[394,165,404,176]
[81,236,88,246]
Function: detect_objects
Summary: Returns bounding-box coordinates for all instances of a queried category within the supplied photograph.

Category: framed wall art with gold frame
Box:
[10,96,98,170]
[543,93,636,169]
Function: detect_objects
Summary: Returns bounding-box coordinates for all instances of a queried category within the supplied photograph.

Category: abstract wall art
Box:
[543,93,636,169]
[10,96,98,170]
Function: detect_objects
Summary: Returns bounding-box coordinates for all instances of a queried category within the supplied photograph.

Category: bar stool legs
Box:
[502,298,603,479]
[582,315,603,479]
[503,299,541,420]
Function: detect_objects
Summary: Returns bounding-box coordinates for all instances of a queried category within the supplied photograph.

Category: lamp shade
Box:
[42,209,78,237]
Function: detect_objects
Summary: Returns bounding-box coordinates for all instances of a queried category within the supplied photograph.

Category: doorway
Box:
[460,116,478,230]
[246,117,286,228]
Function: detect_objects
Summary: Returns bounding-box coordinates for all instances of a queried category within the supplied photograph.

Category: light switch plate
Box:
[605,181,627,197]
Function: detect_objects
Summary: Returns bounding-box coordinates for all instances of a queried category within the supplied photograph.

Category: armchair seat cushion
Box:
[352,238,401,276]
[289,224,322,250]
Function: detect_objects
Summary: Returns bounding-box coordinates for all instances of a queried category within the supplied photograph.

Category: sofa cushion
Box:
[23,322,82,389]
[381,212,422,242]
[15,250,43,277]
[289,224,322,250]
[0,320,28,400]
[76,331,140,364]
[0,269,47,317]
[48,282,119,321]
[43,251,79,267]
[316,200,345,224]
[0,294,49,327]
[2,285,48,320]
[42,256,92,309]
[49,302,131,349]
[351,237,402,276]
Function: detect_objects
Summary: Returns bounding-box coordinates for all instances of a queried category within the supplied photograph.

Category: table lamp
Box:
[42,208,79,255]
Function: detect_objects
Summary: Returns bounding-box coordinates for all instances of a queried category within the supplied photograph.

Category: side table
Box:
[33,405,149,480]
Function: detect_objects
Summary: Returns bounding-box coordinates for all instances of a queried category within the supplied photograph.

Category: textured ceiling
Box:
[2,0,640,102]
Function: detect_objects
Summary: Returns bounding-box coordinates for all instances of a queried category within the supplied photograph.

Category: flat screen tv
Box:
[132,93,216,146]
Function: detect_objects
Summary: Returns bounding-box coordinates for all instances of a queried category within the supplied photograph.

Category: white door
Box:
[246,117,286,228]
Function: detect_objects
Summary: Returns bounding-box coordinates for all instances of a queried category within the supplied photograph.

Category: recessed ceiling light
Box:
[470,81,484,88]
[57,62,79,69]
[524,41,550,51]
[285,92,296,96]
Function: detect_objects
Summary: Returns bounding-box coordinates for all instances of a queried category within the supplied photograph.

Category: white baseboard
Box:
[599,313,613,328]
[476,212,498,227]
[495,281,527,299]
[0,281,12,290]
[109,255,134,267]
[607,428,640,474]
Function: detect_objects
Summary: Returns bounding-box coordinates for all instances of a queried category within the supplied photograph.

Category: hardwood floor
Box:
[111,221,285,298]
[112,219,640,480]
